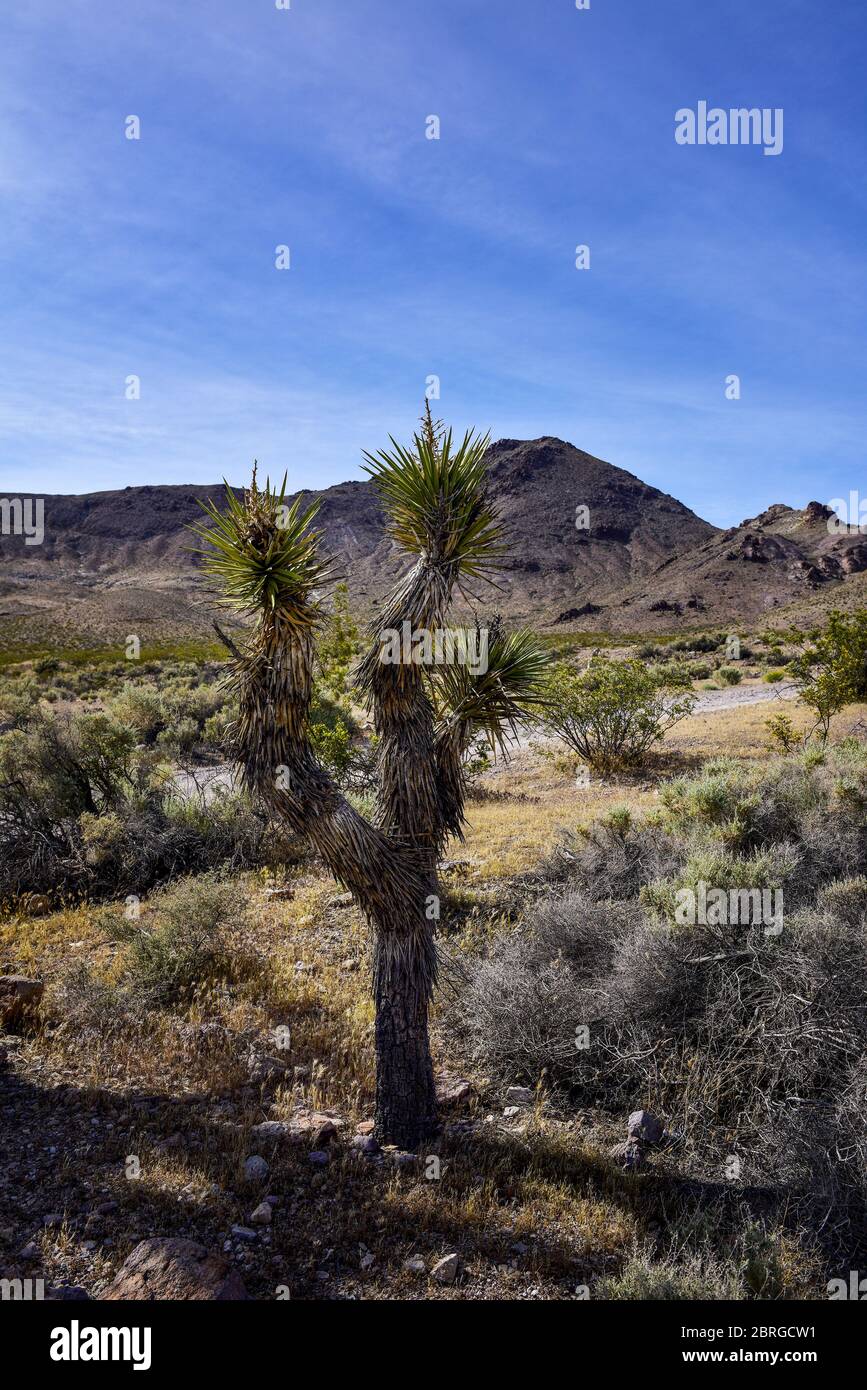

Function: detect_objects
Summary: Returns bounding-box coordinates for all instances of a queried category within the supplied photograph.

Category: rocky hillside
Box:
[606,501,867,633]
[0,439,713,650]
[0,439,861,650]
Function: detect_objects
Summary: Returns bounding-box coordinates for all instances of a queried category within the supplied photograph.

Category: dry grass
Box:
[2,695,862,1299]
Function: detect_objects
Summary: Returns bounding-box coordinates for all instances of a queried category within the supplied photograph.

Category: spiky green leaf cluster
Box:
[362,428,503,577]
[192,471,334,626]
[433,627,549,751]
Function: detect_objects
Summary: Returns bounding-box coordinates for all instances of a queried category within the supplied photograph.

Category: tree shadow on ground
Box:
[2,1054,847,1301]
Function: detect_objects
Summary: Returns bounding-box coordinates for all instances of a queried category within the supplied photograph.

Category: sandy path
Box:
[173,681,800,800]
[692,679,797,713]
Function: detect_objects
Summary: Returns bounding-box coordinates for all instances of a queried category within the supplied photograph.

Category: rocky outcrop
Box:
[102,1238,249,1301]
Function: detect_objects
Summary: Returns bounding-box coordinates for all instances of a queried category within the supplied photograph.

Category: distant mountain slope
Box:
[0,440,860,651]
[605,501,867,633]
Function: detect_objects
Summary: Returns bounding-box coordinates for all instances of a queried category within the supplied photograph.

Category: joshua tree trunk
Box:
[373,931,438,1147]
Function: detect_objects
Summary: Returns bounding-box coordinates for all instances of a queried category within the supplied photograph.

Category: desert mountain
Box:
[0,439,861,652]
[608,500,867,633]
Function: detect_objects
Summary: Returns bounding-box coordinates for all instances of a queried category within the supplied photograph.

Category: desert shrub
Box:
[317,581,361,700]
[598,1241,744,1301]
[536,815,682,900]
[765,711,800,753]
[202,708,233,750]
[51,959,131,1035]
[163,683,226,729]
[101,873,242,1006]
[764,669,785,683]
[541,657,696,773]
[79,810,127,867]
[111,685,167,743]
[309,714,352,778]
[686,661,712,680]
[673,635,722,655]
[787,609,867,743]
[0,708,267,903]
[157,716,200,756]
[0,676,42,728]
[448,743,867,1252]
[718,666,742,686]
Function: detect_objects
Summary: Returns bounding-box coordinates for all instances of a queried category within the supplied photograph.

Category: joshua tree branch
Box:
[211,620,243,662]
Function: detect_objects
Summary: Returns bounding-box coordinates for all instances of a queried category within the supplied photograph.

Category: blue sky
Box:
[0,0,865,525]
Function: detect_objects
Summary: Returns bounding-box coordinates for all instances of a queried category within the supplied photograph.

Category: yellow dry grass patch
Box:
[667,697,867,761]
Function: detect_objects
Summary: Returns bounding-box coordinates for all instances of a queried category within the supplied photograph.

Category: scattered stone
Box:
[328,893,354,908]
[503,1107,520,1118]
[246,1053,289,1084]
[340,957,360,972]
[46,1285,90,1301]
[436,1077,474,1105]
[351,1134,380,1156]
[244,1155,269,1182]
[231,1225,258,1242]
[511,1241,530,1256]
[0,975,44,1029]
[308,1150,329,1167]
[359,1244,375,1271]
[250,1121,290,1141]
[103,1238,249,1300]
[249,1203,272,1226]
[184,1021,232,1052]
[504,1086,534,1107]
[264,885,294,901]
[94,1200,118,1216]
[431,1252,461,1286]
[610,1140,644,1171]
[391,1151,417,1168]
[627,1110,664,1145]
[286,1111,339,1146]
[403,1255,426,1274]
[443,1118,475,1141]
[18,1241,38,1260]
[356,1120,375,1135]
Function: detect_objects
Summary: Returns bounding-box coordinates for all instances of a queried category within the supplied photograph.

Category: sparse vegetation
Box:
[541,655,696,773]
[449,743,867,1257]
[2,572,866,1303]
[787,608,867,744]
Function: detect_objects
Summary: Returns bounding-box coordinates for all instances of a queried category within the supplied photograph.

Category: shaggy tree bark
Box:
[230,597,461,1148]
[358,560,460,1145]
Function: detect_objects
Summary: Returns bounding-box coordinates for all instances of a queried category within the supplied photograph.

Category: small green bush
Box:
[103,873,243,1006]
[541,657,696,774]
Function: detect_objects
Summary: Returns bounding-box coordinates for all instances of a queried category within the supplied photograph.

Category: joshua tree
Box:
[195,412,546,1146]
